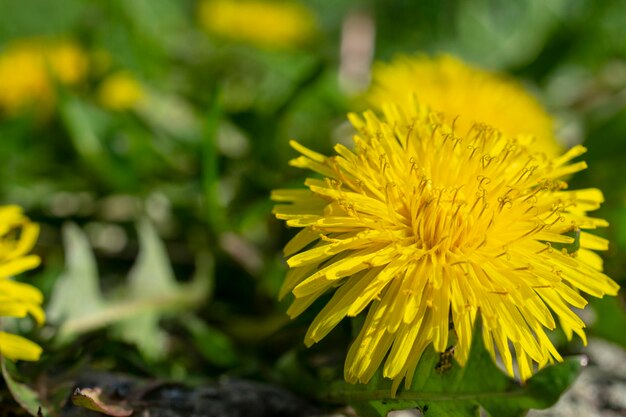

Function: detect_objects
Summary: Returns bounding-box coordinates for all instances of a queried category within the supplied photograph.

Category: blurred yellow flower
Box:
[367,55,561,157]
[98,72,145,111]
[0,39,87,116]
[273,101,618,390]
[198,0,316,49]
[0,206,43,361]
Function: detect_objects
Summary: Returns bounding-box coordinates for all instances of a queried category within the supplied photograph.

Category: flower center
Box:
[400,182,477,257]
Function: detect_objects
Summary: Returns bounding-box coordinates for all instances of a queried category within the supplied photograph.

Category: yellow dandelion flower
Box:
[198,0,316,49]
[98,71,146,111]
[367,55,561,157]
[0,206,44,361]
[0,38,87,116]
[272,101,619,390]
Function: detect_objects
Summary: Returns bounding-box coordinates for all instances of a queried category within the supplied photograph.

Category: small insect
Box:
[435,345,456,374]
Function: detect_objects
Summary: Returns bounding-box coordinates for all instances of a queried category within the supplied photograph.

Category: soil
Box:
[61,374,319,417]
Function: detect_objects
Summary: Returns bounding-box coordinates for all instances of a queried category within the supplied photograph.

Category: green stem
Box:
[202,87,228,235]
[321,385,528,404]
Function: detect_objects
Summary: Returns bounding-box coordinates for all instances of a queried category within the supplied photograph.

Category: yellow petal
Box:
[0,255,41,278]
[0,331,42,361]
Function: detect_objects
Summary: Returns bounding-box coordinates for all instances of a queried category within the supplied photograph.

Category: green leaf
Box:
[1,359,51,417]
[58,95,104,159]
[58,94,137,191]
[184,316,239,368]
[590,296,626,349]
[274,349,326,397]
[202,88,229,235]
[443,0,573,69]
[114,0,187,50]
[0,0,84,39]
[112,218,179,360]
[48,220,212,360]
[47,222,106,330]
[327,329,582,417]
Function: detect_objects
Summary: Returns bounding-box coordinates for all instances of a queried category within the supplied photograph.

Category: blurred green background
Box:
[0,0,625,413]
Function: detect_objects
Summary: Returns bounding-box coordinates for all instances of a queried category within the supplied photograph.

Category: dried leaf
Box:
[71,387,133,417]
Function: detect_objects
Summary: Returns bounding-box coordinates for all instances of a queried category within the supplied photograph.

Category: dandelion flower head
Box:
[0,38,87,116]
[367,55,561,157]
[272,101,618,390]
[198,0,317,49]
[0,206,44,361]
[98,71,146,111]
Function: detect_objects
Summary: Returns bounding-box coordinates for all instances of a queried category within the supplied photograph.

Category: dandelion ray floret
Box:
[272,102,619,390]
[0,205,44,361]
[367,54,561,157]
